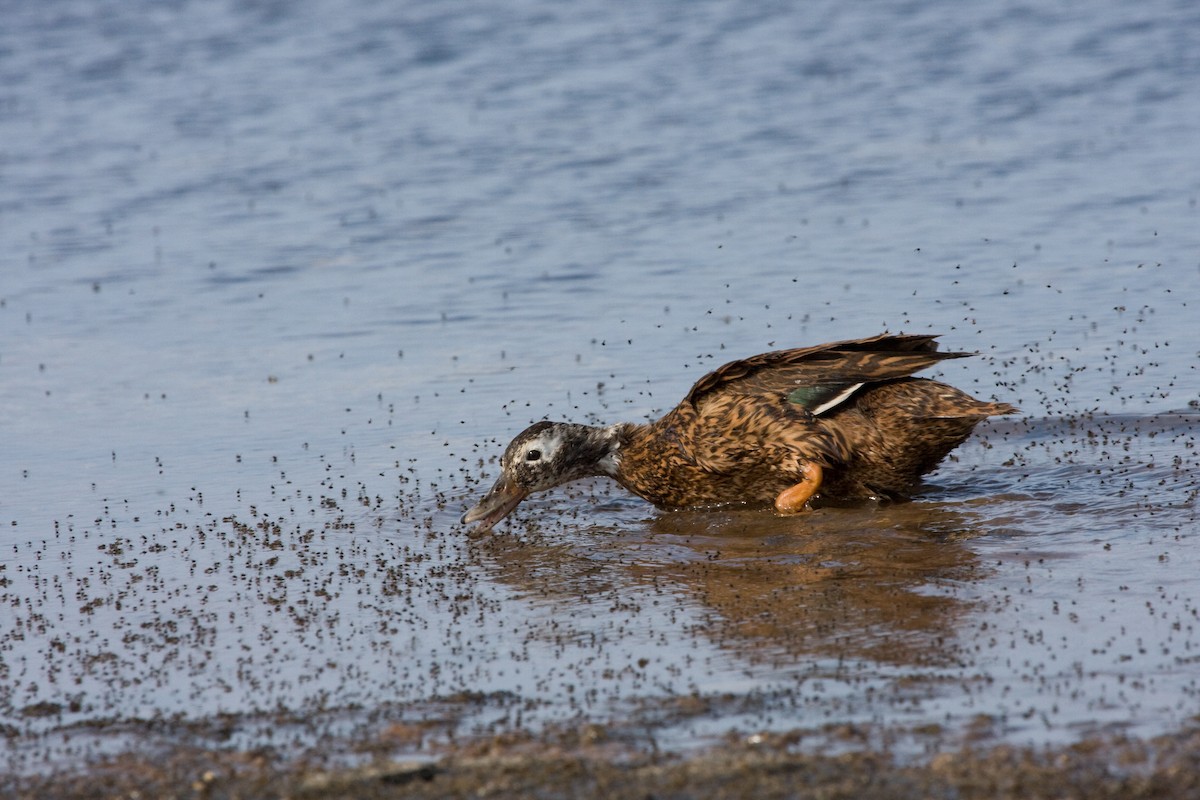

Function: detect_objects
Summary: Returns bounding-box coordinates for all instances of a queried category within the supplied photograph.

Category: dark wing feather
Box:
[685,333,970,415]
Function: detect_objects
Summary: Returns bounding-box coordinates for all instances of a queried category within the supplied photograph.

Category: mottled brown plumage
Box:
[462,334,1017,530]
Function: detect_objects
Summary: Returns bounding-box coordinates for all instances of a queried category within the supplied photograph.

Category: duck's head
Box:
[461,421,619,531]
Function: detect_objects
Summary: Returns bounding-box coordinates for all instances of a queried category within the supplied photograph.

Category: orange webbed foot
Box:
[774,462,823,514]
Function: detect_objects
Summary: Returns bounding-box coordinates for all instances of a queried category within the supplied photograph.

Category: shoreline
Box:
[9,721,1200,799]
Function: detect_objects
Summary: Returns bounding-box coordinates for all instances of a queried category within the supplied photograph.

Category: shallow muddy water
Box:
[2,0,1199,780]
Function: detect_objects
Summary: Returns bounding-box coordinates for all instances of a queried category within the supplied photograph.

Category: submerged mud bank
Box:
[8,722,1200,800]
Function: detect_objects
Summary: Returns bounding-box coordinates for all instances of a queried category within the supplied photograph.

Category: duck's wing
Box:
[685,333,969,416]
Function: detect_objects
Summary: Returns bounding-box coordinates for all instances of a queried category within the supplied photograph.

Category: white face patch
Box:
[517,428,564,466]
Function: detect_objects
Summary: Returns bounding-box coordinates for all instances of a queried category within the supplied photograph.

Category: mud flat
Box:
[8,720,1200,800]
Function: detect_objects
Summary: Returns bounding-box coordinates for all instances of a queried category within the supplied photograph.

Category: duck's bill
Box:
[461,475,528,531]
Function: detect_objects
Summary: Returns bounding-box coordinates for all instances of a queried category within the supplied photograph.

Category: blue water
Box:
[2,0,1199,775]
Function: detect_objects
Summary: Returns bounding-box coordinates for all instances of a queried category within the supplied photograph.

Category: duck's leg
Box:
[774,462,823,513]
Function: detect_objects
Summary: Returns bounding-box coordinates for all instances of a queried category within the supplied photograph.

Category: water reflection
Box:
[471,499,989,674]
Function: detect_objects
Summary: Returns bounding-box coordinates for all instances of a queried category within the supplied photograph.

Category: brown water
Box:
[2,0,1199,780]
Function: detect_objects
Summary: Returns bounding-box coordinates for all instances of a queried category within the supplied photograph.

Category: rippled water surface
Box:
[2,0,1199,777]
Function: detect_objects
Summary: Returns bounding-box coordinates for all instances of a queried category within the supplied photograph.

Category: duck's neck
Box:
[563,423,615,477]
[591,420,665,504]
[564,422,639,479]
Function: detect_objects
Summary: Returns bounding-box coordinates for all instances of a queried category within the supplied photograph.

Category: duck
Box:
[462,333,1017,531]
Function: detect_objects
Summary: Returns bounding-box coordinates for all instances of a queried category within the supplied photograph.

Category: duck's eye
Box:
[525,449,542,462]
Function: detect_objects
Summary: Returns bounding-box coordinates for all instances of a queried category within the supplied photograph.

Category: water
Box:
[2,0,1199,776]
